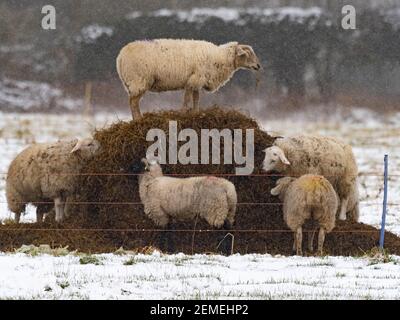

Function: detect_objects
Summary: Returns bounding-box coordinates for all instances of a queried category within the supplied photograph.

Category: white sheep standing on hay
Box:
[116,39,261,119]
[6,138,100,223]
[271,174,338,256]
[263,134,359,222]
[138,158,237,229]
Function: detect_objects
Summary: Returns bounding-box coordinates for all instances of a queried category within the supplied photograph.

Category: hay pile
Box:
[1,106,400,256]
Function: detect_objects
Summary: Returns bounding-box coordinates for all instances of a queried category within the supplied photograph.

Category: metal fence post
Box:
[379,154,389,249]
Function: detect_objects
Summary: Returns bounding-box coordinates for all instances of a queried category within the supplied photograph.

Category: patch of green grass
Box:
[14,244,71,257]
[2,218,17,225]
[123,256,137,266]
[336,272,346,278]
[301,260,335,267]
[363,247,396,265]
[79,255,103,265]
[57,280,70,289]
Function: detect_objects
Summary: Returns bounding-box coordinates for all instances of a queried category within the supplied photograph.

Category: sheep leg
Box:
[36,203,52,224]
[339,197,349,220]
[296,227,303,256]
[54,197,65,223]
[129,94,143,120]
[292,232,297,253]
[349,202,360,222]
[166,223,175,253]
[10,199,25,223]
[36,211,44,224]
[192,89,200,110]
[317,227,326,256]
[159,223,175,254]
[14,212,21,224]
[183,89,193,110]
[308,227,317,253]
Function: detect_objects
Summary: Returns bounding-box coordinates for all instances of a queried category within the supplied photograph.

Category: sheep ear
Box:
[236,46,248,57]
[277,149,290,165]
[70,140,83,154]
[270,185,281,196]
[222,41,238,48]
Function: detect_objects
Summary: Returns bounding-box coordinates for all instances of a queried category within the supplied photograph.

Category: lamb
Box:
[138,158,237,229]
[116,39,261,119]
[270,174,338,256]
[262,134,359,222]
[6,138,100,223]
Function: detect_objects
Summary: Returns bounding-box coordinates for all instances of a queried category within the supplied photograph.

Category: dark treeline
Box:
[76,9,400,101]
[1,2,400,103]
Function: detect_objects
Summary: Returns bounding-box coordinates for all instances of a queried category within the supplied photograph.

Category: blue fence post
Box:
[379,154,389,249]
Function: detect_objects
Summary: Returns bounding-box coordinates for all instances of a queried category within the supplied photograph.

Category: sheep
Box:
[116,39,261,119]
[270,174,338,256]
[6,138,100,223]
[136,158,237,254]
[262,134,359,222]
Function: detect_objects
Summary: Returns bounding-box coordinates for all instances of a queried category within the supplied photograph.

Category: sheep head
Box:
[234,44,261,71]
[262,146,291,173]
[70,138,100,158]
[141,157,163,177]
[270,177,295,199]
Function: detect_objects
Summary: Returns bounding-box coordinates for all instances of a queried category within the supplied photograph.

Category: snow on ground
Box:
[0,251,399,300]
[0,106,399,300]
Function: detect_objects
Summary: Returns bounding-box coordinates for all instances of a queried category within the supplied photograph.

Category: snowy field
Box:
[0,106,399,299]
[0,250,400,300]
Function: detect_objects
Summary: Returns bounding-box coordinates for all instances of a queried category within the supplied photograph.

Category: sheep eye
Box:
[270,160,276,163]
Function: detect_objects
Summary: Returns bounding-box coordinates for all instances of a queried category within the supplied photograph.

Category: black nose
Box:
[129,160,145,173]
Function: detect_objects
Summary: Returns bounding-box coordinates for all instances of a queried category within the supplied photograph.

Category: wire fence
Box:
[0,228,383,234]
[0,172,396,177]
[0,171,396,235]
[0,201,399,206]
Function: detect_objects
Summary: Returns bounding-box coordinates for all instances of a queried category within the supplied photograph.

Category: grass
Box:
[123,256,137,266]
[14,244,71,257]
[335,272,346,278]
[362,247,396,265]
[57,280,70,289]
[79,255,103,265]
[2,218,17,225]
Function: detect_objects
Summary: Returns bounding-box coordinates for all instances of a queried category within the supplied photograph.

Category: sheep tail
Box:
[225,183,237,226]
[116,53,130,94]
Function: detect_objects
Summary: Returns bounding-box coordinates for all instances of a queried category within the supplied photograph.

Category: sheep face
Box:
[270,177,295,200]
[262,146,291,172]
[141,158,163,177]
[234,44,261,71]
[70,138,100,158]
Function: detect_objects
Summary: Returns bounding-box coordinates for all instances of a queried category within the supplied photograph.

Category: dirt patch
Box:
[1,106,399,256]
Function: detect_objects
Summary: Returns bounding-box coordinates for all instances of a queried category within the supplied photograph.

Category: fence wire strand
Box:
[0,171,397,235]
